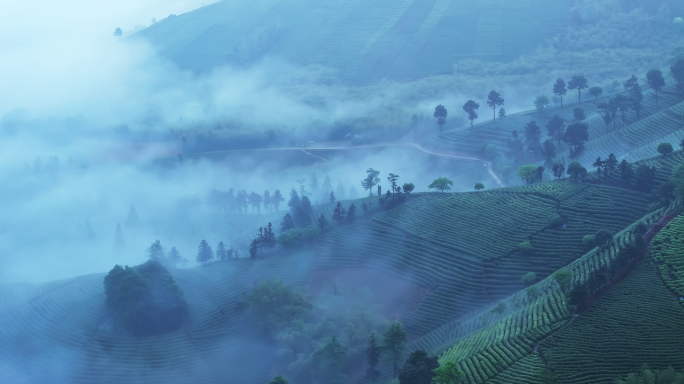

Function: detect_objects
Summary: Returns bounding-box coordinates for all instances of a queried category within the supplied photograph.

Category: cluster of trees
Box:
[207,188,285,214]
[595,74,647,130]
[249,223,277,258]
[615,364,684,384]
[147,240,188,268]
[509,108,590,167]
[308,174,359,204]
[194,239,238,265]
[361,168,416,200]
[249,280,465,384]
[103,260,189,336]
[569,235,645,310]
[432,90,505,131]
[523,151,660,194]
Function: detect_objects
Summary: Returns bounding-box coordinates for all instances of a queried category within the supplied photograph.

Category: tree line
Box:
[519,151,660,194]
[207,188,285,214]
[267,321,465,384]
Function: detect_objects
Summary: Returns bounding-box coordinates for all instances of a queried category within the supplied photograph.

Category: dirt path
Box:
[189,141,506,188]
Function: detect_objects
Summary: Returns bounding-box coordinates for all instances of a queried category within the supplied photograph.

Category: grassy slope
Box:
[136,0,569,83]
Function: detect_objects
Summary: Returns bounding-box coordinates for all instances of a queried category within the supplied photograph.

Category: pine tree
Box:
[387,173,400,200]
[310,173,320,195]
[383,321,408,378]
[312,335,348,384]
[216,242,228,261]
[318,214,329,233]
[125,205,141,227]
[196,240,214,265]
[84,220,95,240]
[263,190,271,212]
[114,223,125,248]
[272,190,284,211]
[263,223,276,250]
[294,196,313,227]
[330,191,335,203]
[347,203,357,224]
[281,213,296,233]
[366,333,382,383]
[487,90,504,122]
[148,240,165,261]
[553,78,567,109]
[321,174,333,200]
[288,189,300,209]
[267,375,290,384]
[168,246,187,267]
[335,182,346,200]
[333,202,346,224]
[249,239,259,259]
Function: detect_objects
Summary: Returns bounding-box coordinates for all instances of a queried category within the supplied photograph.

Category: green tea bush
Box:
[521,272,537,284]
[518,241,533,252]
[277,226,320,248]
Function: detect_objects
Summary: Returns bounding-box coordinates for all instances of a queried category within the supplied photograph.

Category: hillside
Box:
[1,152,681,383]
[135,0,570,82]
[422,82,684,186]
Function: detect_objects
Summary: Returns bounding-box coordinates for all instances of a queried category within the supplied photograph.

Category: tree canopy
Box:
[103,261,188,336]
[462,100,479,127]
[647,69,666,107]
[563,122,589,157]
[432,361,465,384]
[397,350,439,384]
[516,165,536,184]
[658,142,674,156]
[428,177,454,193]
[361,168,381,196]
[433,105,447,135]
[487,90,504,122]
[567,75,589,103]
[383,321,408,378]
[533,95,550,112]
[553,78,567,108]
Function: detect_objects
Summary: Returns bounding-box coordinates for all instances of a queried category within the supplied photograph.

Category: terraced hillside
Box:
[136,0,570,82]
[428,202,679,384]
[537,261,684,384]
[0,174,668,383]
[424,84,684,177]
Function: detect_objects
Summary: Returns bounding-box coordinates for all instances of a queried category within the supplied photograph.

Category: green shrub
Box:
[518,241,533,252]
[484,144,498,159]
[491,301,506,314]
[103,260,188,336]
[582,234,595,247]
[658,142,673,156]
[550,214,563,227]
[277,226,320,248]
[526,286,540,298]
[521,272,537,284]
[237,279,313,333]
[553,270,573,291]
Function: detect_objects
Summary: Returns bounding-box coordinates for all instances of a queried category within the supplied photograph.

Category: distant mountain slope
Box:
[136,0,570,83]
